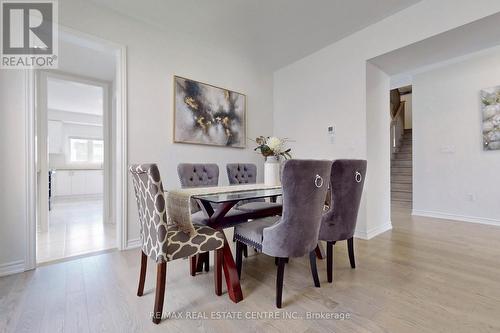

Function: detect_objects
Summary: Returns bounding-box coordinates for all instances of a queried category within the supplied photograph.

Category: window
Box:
[69,138,104,164]
[92,140,104,163]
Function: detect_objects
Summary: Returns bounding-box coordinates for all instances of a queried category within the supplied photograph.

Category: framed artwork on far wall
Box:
[173,76,246,148]
[481,85,500,151]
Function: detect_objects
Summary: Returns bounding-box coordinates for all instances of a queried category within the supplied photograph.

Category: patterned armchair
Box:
[318,159,367,283]
[234,159,332,308]
[129,164,225,324]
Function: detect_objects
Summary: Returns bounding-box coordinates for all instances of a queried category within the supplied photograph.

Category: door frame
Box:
[25,26,128,270]
[37,70,111,230]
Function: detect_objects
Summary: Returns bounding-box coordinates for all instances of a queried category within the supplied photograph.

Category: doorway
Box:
[31,28,127,265]
[390,86,413,209]
[36,72,114,263]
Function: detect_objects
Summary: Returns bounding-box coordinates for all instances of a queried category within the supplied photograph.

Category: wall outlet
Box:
[466,193,476,202]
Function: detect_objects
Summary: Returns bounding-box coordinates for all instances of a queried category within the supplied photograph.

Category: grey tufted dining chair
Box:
[177,163,219,188]
[319,159,367,283]
[227,163,283,257]
[177,163,251,273]
[227,163,283,212]
[234,159,332,308]
[129,164,225,324]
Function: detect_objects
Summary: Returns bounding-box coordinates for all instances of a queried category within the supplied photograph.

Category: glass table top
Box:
[192,188,283,204]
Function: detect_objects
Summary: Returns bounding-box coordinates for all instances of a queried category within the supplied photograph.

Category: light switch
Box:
[328,125,335,143]
[440,145,455,154]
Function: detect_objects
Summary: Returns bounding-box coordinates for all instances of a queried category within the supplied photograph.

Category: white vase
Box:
[264,156,281,186]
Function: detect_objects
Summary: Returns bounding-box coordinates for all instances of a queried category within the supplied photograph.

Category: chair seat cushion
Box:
[165,225,224,261]
[234,216,280,251]
[191,208,252,226]
[235,201,282,213]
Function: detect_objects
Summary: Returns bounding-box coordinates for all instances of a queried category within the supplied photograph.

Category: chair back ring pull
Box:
[355,171,362,183]
[315,174,324,188]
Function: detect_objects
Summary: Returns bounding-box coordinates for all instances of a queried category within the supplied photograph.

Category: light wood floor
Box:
[2,206,500,333]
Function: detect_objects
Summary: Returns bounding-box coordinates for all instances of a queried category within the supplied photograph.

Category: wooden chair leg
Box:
[152,262,167,324]
[315,243,325,259]
[348,237,356,269]
[190,255,197,276]
[243,244,248,258]
[204,252,210,272]
[309,251,320,287]
[196,253,204,272]
[137,251,147,296]
[214,248,223,296]
[327,241,334,283]
[235,241,243,278]
[276,258,287,308]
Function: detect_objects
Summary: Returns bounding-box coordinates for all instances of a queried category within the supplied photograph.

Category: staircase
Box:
[391,129,412,206]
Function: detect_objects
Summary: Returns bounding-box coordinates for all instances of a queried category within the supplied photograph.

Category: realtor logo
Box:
[1,0,58,68]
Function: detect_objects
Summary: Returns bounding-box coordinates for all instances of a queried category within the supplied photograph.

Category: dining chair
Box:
[226,163,282,213]
[227,163,283,257]
[129,164,225,324]
[318,159,367,283]
[177,163,251,272]
[234,159,332,308]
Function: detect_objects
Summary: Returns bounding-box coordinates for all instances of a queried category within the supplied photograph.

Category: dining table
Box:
[185,185,283,303]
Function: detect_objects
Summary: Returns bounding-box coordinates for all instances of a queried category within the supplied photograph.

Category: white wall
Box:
[0,0,274,272]
[57,0,274,244]
[412,50,500,224]
[274,0,500,239]
[0,71,28,275]
[364,63,392,238]
[401,94,413,129]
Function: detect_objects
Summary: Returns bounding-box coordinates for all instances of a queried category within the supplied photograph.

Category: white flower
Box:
[266,136,283,153]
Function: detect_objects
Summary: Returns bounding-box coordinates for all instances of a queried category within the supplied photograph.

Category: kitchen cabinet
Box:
[53,169,103,197]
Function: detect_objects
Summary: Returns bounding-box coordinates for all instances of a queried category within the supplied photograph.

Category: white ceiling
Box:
[58,31,116,82]
[90,0,420,70]
[370,12,500,76]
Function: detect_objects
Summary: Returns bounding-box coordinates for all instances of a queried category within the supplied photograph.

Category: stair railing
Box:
[390,101,405,158]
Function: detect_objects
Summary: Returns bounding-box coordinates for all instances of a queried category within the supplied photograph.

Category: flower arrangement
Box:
[253,136,292,160]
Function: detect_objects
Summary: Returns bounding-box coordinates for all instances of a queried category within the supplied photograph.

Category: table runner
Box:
[166,184,281,235]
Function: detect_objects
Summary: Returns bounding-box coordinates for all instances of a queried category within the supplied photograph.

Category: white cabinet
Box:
[53,170,103,197]
[54,170,72,196]
[48,120,63,154]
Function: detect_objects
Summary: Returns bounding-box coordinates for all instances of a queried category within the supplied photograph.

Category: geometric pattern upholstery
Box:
[129,164,224,262]
[319,159,367,242]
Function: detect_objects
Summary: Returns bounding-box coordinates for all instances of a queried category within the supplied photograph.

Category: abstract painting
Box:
[173,76,246,148]
[481,85,500,151]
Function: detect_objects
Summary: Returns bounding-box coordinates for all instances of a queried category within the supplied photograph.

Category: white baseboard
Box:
[0,260,25,277]
[125,238,141,250]
[355,221,393,240]
[412,209,500,226]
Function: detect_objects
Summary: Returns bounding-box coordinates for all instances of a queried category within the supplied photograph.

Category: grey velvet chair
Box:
[319,159,367,283]
[226,163,282,213]
[234,159,332,308]
[177,163,251,272]
[227,163,283,257]
[129,164,225,324]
